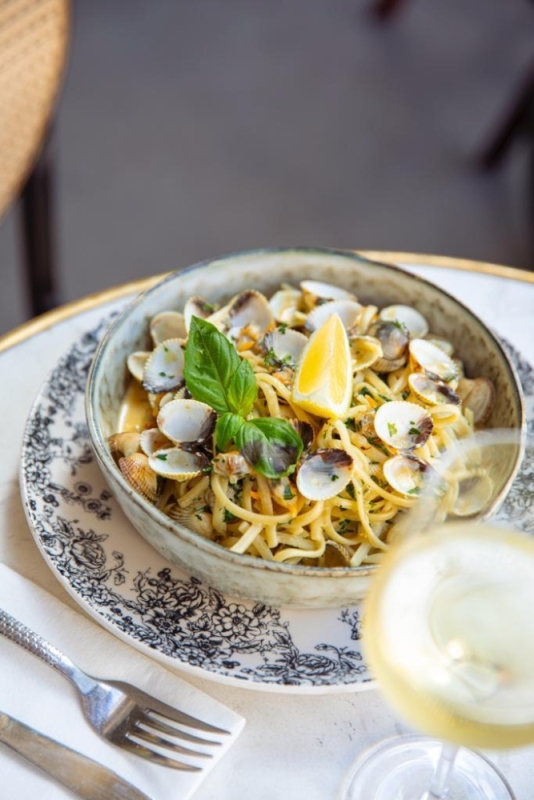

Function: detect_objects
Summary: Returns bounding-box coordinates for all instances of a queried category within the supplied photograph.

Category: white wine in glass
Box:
[340,430,533,799]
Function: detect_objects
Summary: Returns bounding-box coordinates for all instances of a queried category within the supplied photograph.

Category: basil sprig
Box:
[184,317,302,478]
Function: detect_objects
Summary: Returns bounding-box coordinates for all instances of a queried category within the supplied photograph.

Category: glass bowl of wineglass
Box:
[339,428,534,800]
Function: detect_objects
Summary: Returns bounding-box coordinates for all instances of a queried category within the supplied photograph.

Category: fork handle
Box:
[0,609,97,694]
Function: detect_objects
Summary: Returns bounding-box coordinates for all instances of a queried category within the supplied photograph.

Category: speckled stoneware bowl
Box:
[85,248,524,608]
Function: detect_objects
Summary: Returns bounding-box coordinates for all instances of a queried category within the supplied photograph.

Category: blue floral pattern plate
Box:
[20,318,534,693]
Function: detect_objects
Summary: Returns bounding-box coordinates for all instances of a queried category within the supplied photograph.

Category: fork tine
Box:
[109,681,230,735]
[142,714,223,746]
[133,725,213,759]
[144,699,230,735]
[120,737,203,771]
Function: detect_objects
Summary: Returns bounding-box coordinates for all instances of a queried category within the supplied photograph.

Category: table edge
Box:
[1,251,532,355]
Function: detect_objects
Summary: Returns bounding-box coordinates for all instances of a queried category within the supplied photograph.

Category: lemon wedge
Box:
[291,312,352,419]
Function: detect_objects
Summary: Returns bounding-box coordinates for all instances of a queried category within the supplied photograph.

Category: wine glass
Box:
[339,428,534,800]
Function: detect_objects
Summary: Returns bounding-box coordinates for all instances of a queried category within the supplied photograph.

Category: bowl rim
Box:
[85,246,525,579]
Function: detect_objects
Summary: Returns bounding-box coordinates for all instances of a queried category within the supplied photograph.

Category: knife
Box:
[0,711,152,800]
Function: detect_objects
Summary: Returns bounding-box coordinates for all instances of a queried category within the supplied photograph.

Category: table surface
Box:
[2,253,534,800]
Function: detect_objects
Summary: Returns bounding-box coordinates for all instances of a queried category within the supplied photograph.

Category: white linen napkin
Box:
[0,564,245,799]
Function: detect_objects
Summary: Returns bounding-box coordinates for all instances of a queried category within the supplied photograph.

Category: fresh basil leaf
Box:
[184,317,240,413]
[227,358,258,416]
[215,413,245,451]
[236,418,303,479]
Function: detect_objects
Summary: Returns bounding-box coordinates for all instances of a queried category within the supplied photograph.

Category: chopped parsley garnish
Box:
[359,387,373,398]
[408,426,421,436]
[283,484,295,500]
[331,474,339,482]
[223,509,238,523]
[407,486,421,495]
[346,483,356,500]
[278,322,288,334]
[156,453,168,461]
[379,394,392,403]
[387,422,398,437]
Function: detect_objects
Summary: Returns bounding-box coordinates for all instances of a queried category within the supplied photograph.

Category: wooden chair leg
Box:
[19,129,59,317]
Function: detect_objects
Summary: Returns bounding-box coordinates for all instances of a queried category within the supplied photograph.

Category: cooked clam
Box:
[300,280,357,310]
[127,351,151,382]
[150,310,187,345]
[379,305,429,339]
[157,399,217,445]
[213,451,251,482]
[148,447,210,481]
[139,427,172,456]
[296,449,354,501]
[350,335,383,372]
[142,338,185,393]
[452,470,495,517]
[456,377,495,426]
[269,287,303,324]
[305,299,362,332]
[169,504,214,537]
[118,452,160,503]
[184,296,217,331]
[383,454,433,497]
[261,328,307,368]
[408,373,460,406]
[374,400,433,451]
[409,339,458,383]
[425,337,454,357]
[108,431,141,459]
[225,290,274,342]
[368,321,409,372]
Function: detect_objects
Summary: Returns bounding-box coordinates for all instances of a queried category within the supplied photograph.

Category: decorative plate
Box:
[20,317,534,693]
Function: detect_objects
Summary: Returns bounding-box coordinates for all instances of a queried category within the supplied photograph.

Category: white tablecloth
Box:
[1,260,533,799]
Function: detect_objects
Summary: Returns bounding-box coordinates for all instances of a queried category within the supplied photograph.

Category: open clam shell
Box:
[350,335,383,372]
[157,399,217,446]
[149,447,210,481]
[408,373,460,406]
[383,454,433,497]
[367,321,409,372]
[261,328,307,368]
[108,431,141,459]
[127,351,151,382]
[374,400,434,451]
[456,377,495,426]
[142,338,185,393]
[300,280,357,309]
[409,338,459,383]
[305,299,363,333]
[379,304,429,338]
[296,448,354,501]
[150,311,187,345]
[269,287,303,324]
[139,427,172,456]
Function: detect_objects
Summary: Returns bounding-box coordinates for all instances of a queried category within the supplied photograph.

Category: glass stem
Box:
[426,743,458,798]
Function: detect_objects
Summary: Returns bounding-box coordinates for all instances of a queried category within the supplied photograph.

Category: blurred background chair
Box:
[0,0,69,317]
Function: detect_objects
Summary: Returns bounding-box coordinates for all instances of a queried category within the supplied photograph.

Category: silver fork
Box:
[0,609,230,771]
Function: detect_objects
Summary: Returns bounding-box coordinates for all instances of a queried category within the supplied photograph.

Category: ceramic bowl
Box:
[85,248,524,608]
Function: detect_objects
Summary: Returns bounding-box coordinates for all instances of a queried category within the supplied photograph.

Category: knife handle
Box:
[0,609,97,694]
[0,712,152,800]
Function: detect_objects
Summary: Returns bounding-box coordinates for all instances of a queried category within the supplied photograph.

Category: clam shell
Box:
[268,287,302,324]
[379,305,429,338]
[452,471,495,517]
[212,451,251,482]
[300,280,357,310]
[409,339,459,383]
[108,431,141,459]
[118,453,160,503]
[425,336,454,357]
[184,296,217,331]
[296,448,354,501]
[157,399,217,445]
[374,400,433,451]
[150,311,187,345]
[305,299,362,332]
[408,373,460,406]
[142,338,185,393]
[262,328,307,368]
[127,351,150,382]
[383,454,432,497]
[368,321,409,361]
[456,377,495,425]
[350,335,383,371]
[226,290,274,340]
[149,447,210,481]
[139,427,172,456]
